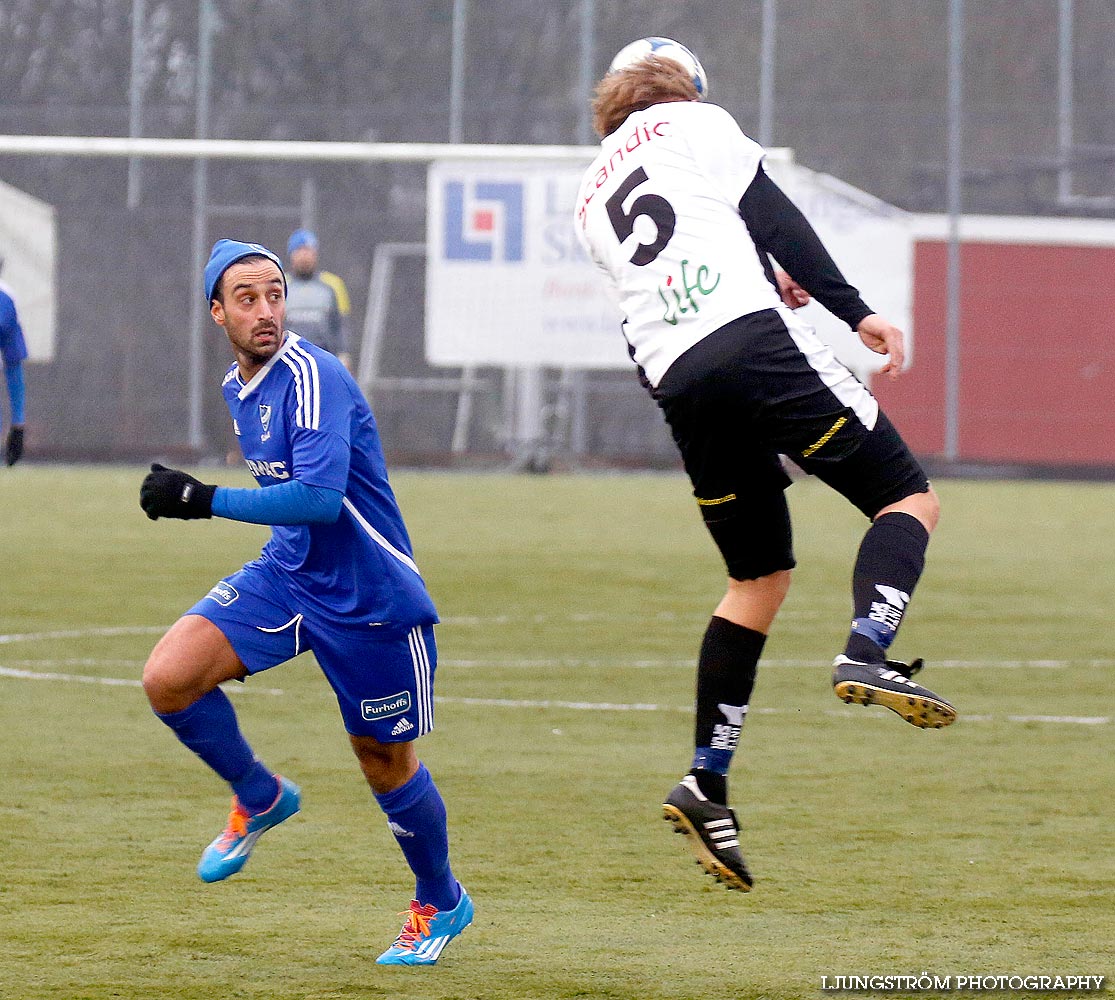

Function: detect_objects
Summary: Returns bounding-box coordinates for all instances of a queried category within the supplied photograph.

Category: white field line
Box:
[437,610,829,626]
[1,627,1110,725]
[0,663,1108,725]
[434,696,1110,726]
[1,626,1108,669]
[0,625,166,645]
[5,658,145,667]
[2,654,1100,673]
[0,665,284,696]
[438,658,1090,669]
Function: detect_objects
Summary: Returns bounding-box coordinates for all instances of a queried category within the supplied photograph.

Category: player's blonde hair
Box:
[592,56,700,138]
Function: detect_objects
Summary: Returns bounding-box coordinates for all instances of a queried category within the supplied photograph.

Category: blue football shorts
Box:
[186,560,436,741]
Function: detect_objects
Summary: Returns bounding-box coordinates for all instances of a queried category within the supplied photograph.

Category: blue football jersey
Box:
[0,284,28,367]
[222,333,438,629]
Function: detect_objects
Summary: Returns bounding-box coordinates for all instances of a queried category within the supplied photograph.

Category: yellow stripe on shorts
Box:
[801,416,848,458]
[697,493,737,506]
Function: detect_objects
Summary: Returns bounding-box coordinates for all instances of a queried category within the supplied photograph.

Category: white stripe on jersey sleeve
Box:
[280,354,307,427]
[288,342,321,429]
[282,355,307,427]
[280,347,322,430]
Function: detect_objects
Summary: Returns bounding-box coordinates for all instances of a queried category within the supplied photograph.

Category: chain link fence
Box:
[0,0,1112,465]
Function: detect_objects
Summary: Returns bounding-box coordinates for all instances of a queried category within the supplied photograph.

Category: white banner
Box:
[425,159,627,368]
[763,158,913,378]
[0,178,57,362]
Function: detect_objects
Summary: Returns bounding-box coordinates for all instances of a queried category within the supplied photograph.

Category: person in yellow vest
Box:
[285,229,353,371]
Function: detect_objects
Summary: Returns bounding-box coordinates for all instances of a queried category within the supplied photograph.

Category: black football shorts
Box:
[655,308,928,581]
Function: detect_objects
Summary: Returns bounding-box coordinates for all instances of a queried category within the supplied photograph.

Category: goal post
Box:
[0,133,909,465]
[0,133,600,460]
[0,134,598,165]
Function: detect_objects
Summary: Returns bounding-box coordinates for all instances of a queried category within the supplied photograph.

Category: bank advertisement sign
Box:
[425,160,628,368]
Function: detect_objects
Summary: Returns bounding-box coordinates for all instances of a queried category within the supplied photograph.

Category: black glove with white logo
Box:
[5,425,24,466]
[140,463,217,520]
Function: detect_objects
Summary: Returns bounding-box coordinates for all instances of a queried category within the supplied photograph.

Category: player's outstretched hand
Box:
[140,463,216,520]
[5,425,24,466]
[856,314,906,379]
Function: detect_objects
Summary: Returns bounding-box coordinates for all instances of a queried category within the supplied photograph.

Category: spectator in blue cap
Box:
[285,228,351,370]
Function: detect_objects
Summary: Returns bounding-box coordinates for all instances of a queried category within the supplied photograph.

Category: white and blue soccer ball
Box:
[607,36,709,99]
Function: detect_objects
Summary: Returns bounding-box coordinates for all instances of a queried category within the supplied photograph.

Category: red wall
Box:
[874,240,1115,467]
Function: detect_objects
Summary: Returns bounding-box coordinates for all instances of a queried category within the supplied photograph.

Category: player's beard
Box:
[236,323,282,368]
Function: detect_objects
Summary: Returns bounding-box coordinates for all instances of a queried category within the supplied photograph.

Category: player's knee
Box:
[728,568,792,606]
[765,567,794,604]
[142,640,222,712]
[720,568,793,632]
[141,653,189,712]
[142,651,213,713]
[921,485,941,530]
[349,734,417,794]
[879,485,940,534]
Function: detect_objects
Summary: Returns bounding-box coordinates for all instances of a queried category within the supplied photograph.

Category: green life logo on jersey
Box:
[658,259,721,325]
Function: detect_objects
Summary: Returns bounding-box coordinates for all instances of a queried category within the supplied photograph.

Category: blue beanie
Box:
[287,228,318,255]
[204,239,284,303]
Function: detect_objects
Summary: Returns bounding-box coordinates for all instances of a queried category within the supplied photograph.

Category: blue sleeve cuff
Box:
[4,362,25,425]
[211,479,344,525]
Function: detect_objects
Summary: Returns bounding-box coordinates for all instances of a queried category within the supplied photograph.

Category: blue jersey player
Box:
[139,239,472,966]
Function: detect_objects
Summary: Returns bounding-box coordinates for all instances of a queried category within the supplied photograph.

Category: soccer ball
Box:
[607,37,709,99]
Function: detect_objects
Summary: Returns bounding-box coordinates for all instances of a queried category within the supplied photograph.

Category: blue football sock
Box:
[374,763,460,911]
[155,688,278,813]
[692,746,734,776]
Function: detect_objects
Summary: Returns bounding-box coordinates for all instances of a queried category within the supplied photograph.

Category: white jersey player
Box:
[577,98,784,386]
[575,38,954,894]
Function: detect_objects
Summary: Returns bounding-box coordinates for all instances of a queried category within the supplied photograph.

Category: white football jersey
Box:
[575,100,783,387]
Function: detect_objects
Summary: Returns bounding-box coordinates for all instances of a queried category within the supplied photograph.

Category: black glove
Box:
[5,425,24,466]
[140,463,217,520]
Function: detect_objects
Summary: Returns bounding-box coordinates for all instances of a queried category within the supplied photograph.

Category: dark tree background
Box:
[0,1,1112,460]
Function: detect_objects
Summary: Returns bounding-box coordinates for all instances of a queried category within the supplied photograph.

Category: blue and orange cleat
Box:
[197,776,301,883]
[376,886,474,966]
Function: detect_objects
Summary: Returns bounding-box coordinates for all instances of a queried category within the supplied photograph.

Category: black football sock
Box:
[689,615,765,804]
[844,511,930,664]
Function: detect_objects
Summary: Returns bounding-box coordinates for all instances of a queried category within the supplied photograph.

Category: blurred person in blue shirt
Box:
[0,257,27,466]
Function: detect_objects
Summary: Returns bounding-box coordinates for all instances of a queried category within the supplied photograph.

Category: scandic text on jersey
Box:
[577,118,672,228]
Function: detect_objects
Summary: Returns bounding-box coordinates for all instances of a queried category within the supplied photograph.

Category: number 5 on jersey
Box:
[606,167,676,266]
